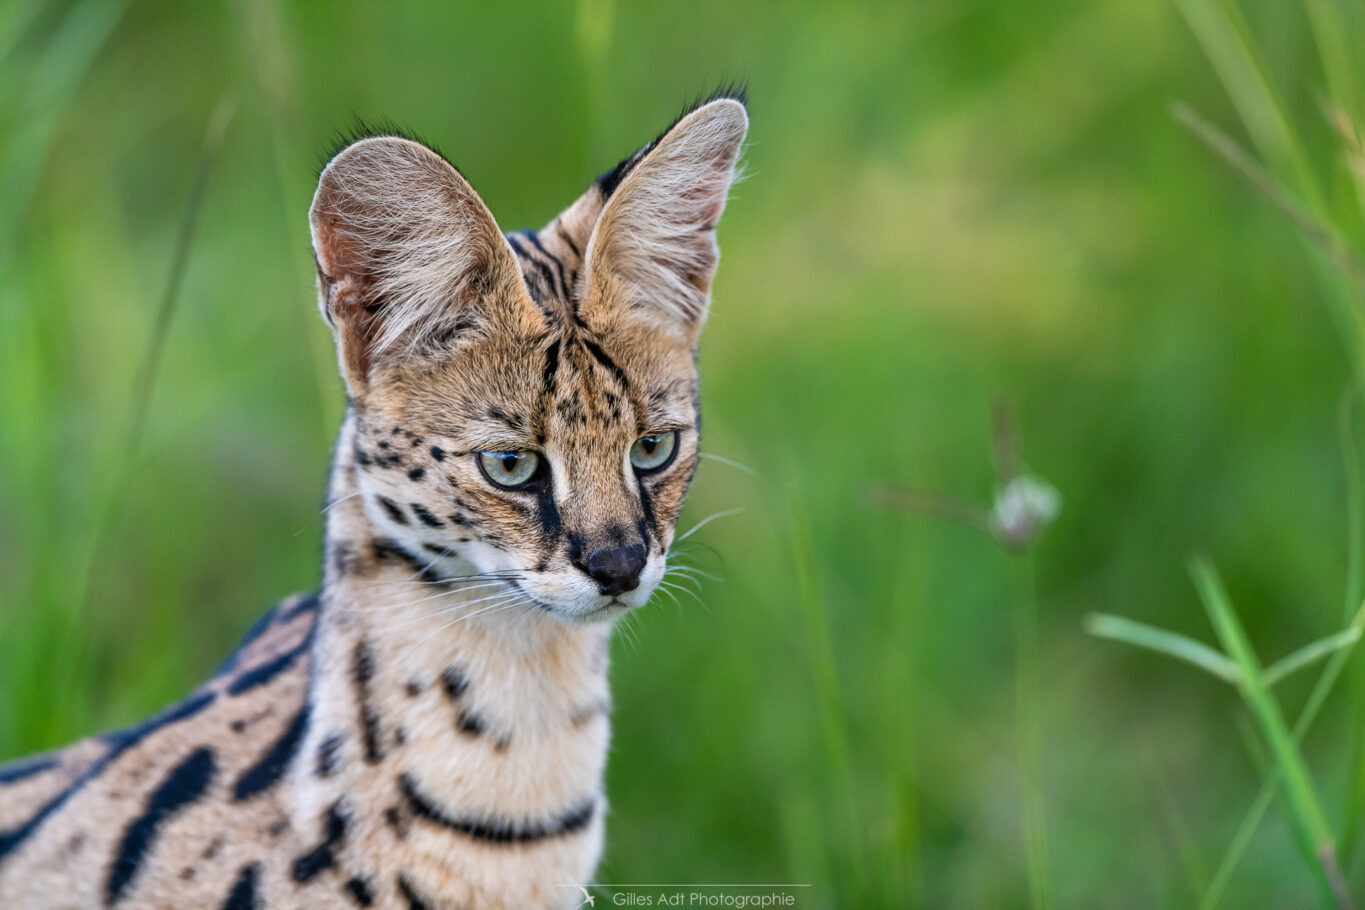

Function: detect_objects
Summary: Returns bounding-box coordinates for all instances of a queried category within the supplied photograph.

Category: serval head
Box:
[310,90,747,624]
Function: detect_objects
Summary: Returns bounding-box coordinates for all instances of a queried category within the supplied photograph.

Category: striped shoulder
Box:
[210,591,320,696]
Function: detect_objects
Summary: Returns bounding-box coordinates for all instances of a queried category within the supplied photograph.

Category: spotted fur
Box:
[0,90,747,909]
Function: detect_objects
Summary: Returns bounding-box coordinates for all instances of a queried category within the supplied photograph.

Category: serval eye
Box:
[629,431,678,473]
[477,450,540,489]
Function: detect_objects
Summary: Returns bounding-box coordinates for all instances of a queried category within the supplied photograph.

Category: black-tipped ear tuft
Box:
[597,83,749,199]
[319,119,449,178]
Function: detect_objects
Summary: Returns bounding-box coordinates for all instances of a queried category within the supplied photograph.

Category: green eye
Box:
[478,451,541,489]
[630,431,678,473]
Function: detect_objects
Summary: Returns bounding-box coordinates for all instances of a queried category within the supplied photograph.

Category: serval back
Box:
[0,89,748,910]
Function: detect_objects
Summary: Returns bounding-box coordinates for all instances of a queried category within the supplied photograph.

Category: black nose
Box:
[584,544,646,596]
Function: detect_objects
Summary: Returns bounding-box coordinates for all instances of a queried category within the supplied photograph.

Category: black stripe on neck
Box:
[398,773,594,844]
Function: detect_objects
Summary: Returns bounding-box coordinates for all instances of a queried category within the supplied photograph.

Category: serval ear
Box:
[578,94,748,341]
[309,134,528,391]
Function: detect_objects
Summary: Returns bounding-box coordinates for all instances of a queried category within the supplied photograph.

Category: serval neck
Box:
[318,411,612,725]
[299,412,612,872]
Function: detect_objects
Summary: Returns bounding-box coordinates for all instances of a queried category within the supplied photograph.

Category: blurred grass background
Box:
[2,0,1364,906]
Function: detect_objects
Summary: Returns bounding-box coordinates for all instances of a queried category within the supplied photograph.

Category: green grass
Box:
[4,1,1365,906]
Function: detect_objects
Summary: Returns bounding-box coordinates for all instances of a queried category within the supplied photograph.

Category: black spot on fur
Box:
[352,641,383,764]
[567,535,587,574]
[400,773,596,844]
[407,468,426,482]
[542,338,561,400]
[581,338,629,388]
[410,503,443,528]
[292,802,347,883]
[506,233,559,306]
[570,700,610,728]
[397,873,433,910]
[330,541,359,576]
[106,747,217,904]
[520,229,570,299]
[456,710,485,737]
[219,863,261,910]
[405,680,422,697]
[377,496,409,525]
[233,704,310,801]
[440,666,469,700]
[355,641,375,682]
[430,446,446,462]
[371,538,447,585]
[345,875,376,907]
[638,483,657,544]
[486,405,518,427]
[555,222,581,258]
[535,484,562,548]
[316,732,344,778]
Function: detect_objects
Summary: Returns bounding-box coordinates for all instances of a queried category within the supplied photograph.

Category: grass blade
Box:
[787,481,866,902]
[1086,613,1240,683]
[1304,0,1361,133]
[1015,555,1055,910]
[54,97,235,716]
[1264,629,1362,687]
[1203,590,1365,908]
[1343,387,1364,624]
[1172,103,1365,288]
[1190,557,1348,908]
[1173,0,1318,205]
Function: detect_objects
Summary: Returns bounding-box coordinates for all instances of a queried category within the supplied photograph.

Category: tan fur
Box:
[0,95,747,909]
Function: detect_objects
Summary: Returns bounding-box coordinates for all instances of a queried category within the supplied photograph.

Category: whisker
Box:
[320,490,365,515]
[674,508,746,544]
[665,565,723,583]
[358,581,513,613]
[659,579,710,613]
[652,584,682,613]
[663,574,703,595]
[699,451,757,476]
[615,611,641,654]
[392,596,528,664]
[351,572,525,590]
[666,541,726,567]
[360,580,521,619]
[395,588,529,634]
